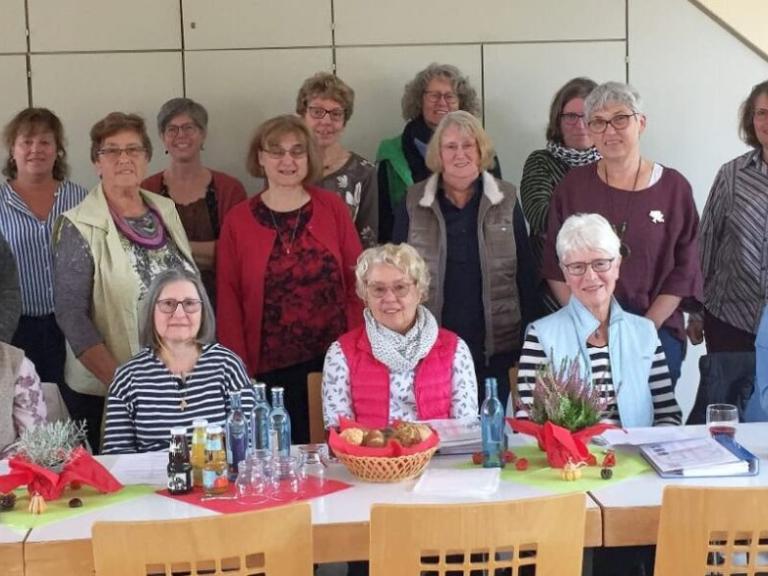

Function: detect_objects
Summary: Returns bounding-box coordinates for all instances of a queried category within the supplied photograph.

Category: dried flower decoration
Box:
[9,420,87,472]
[525,356,607,432]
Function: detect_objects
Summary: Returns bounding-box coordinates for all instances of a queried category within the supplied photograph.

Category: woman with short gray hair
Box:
[376,63,501,241]
[541,81,703,389]
[102,269,253,454]
[142,97,247,307]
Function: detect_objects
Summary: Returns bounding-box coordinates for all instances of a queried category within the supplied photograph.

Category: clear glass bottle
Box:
[250,382,271,452]
[167,426,192,494]
[226,391,248,480]
[190,418,208,487]
[203,424,228,495]
[269,387,292,458]
[481,378,506,468]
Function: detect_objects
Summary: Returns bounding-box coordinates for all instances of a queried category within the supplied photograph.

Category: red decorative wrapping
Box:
[328,417,440,457]
[507,419,616,468]
[0,447,123,500]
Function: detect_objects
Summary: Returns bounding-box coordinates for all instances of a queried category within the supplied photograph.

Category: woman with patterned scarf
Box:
[520,77,600,312]
[321,243,478,429]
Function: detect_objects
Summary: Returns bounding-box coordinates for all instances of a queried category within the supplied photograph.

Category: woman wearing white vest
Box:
[54,112,194,451]
[322,243,478,429]
[514,213,681,427]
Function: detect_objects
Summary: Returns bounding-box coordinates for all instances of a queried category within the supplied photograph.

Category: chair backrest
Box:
[41,382,70,423]
[369,493,586,575]
[655,485,768,576]
[307,371,325,443]
[92,503,313,576]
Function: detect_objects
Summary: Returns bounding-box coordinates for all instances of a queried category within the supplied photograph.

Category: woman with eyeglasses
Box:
[296,72,377,247]
[376,63,501,242]
[322,243,478,428]
[54,112,195,450]
[102,270,252,453]
[393,111,540,410]
[519,78,599,311]
[541,81,703,389]
[142,98,247,308]
[217,114,363,444]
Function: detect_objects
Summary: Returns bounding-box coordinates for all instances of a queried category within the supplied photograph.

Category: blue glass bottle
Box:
[481,378,506,468]
[225,391,248,480]
[269,387,292,458]
[250,382,272,451]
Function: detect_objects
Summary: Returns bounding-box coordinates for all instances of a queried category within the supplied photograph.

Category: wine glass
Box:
[706,403,739,438]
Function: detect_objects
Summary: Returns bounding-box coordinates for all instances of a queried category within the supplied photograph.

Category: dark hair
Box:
[156,97,209,134]
[89,112,153,163]
[546,77,598,144]
[245,115,322,184]
[296,72,355,124]
[2,108,70,180]
[739,80,768,148]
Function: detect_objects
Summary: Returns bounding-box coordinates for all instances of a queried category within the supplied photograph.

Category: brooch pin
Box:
[649,210,665,224]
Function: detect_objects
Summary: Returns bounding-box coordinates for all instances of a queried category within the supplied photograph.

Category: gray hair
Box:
[156,98,209,134]
[401,63,481,121]
[139,269,215,349]
[584,81,643,121]
[355,243,430,302]
[556,213,620,263]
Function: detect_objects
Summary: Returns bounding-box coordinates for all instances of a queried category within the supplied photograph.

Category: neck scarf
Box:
[546,141,601,168]
[364,305,438,373]
[401,116,434,183]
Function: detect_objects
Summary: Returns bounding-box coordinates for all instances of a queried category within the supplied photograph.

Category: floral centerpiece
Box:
[507,357,615,468]
[0,421,122,501]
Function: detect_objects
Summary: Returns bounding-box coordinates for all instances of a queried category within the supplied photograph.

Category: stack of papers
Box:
[413,467,500,497]
[640,436,756,478]
[426,419,482,455]
[109,451,168,486]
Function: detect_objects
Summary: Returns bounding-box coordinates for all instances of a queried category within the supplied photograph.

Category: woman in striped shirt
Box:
[102,269,253,454]
[0,108,87,386]
[514,213,681,427]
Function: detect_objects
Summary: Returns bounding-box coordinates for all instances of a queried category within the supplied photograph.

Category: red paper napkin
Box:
[507,418,615,468]
[329,417,440,457]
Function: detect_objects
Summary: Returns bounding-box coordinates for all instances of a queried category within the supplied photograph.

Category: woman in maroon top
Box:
[541,82,703,389]
[143,98,247,307]
[216,115,363,443]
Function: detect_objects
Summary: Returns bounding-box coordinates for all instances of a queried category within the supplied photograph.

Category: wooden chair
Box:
[92,503,313,576]
[307,371,325,443]
[369,493,586,575]
[655,486,768,576]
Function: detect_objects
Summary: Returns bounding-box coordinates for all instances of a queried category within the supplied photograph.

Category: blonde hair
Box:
[355,243,430,302]
[425,111,495,173]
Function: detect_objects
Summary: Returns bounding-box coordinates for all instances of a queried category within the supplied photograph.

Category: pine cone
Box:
[0,492,16,511]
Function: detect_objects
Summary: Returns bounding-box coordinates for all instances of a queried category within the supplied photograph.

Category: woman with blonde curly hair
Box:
[376,63,501,241]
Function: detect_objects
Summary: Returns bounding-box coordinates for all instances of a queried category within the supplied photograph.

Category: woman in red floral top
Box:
[217,115,363,443]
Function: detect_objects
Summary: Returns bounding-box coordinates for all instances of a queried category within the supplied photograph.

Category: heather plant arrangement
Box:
[527,357,606,432]
[10,420,88,471]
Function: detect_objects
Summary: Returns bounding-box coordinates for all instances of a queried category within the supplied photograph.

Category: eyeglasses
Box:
[587,113,637,134]
[423,91,458,105]
[562,258,615,276]
[441,141,477,155]
[366,282,414,299]
[164,123,199,137]
[156,298,203,314]
[97,145,147,160]
[263,145,307,160]
[560,113,586,125]
[307,106,346,122]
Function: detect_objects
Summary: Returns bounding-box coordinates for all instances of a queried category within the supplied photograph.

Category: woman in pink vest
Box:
[322,242,478,428]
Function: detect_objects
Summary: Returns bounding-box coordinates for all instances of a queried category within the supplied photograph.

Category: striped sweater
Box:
[102,343,254,454]
[515,326,682,426]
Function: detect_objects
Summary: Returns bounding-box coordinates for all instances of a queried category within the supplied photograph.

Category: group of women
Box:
[0,63,766,464]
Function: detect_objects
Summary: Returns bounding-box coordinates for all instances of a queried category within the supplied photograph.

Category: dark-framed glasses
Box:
[263,145,307,160]
[423,91,458,105]
[164,123,199,137]
[587,113,637,134]
[307,106,345,122]
[562,258,615,276]
[97,145,147,160]
[559,112,585,125]
[156,298,203,314]
[366,281,414,299]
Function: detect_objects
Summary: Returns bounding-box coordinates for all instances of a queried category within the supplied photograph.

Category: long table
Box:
[18,452,601,575]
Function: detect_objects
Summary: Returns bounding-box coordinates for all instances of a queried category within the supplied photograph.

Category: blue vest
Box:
[532,297,656,427]
[744,306,768,422]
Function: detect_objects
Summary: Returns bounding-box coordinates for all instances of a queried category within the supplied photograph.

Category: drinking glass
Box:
[270,456,300,501]
[706,403,739,438]
[298,444,328,489]
[234,460,253,500]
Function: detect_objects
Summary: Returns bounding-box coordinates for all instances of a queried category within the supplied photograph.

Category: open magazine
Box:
[639,434,759,478]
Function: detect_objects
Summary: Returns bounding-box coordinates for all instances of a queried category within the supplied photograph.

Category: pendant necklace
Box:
[176,373,188,411]
[268,206,302,255]
[603,156,642,259]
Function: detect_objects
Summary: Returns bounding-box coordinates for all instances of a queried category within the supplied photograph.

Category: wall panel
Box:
[182,0,332,49]
[0,57,30,130]
[185,48,333,190]
[31,53,184,187]
[0,0,27,53]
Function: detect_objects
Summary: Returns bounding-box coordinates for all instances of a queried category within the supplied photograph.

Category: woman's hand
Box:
[686,315,705,345]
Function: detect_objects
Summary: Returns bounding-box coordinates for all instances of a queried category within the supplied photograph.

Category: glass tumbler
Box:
[298,444,328,488]
[234,460,253,500]
[270,455,300,501]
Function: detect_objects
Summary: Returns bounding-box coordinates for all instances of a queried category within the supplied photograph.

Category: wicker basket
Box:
[336,446,438,483]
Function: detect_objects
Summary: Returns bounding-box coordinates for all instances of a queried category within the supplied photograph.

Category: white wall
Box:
[3,0,767,415]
